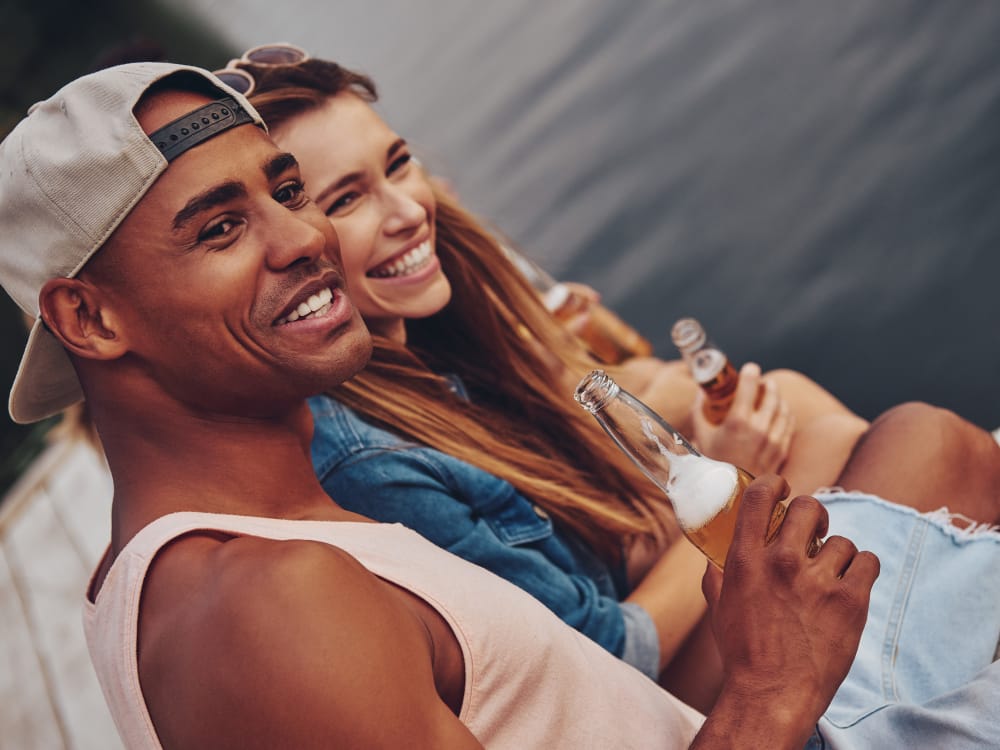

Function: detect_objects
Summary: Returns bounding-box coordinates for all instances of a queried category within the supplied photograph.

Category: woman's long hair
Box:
[248,59,675,560]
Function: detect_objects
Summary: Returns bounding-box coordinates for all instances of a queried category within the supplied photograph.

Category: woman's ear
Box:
[38,277,128,361]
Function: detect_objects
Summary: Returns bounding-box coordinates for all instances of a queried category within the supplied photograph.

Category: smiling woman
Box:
[271,93,451,341]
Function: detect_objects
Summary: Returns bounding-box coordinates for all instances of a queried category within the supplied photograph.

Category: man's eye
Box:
[276,180,308,206]
[199,219,238,242]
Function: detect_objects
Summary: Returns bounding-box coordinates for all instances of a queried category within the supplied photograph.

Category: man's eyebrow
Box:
[172,182,247,231]
[171,154,300,232]
[264,152,300,182]
[312,140,408,207]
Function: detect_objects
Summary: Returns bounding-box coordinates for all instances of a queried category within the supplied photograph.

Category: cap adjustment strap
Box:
[149,96,254,162]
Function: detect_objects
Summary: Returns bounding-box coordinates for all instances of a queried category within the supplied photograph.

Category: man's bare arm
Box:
[138,535,483,750]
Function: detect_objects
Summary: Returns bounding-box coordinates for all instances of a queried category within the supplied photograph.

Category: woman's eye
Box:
[326,191,360,215]
[387,153,411,177]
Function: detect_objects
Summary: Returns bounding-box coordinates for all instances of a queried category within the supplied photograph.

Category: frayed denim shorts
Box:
[804,491,1000,749]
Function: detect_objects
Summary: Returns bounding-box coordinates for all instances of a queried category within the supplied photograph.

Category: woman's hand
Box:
[552,281,602,337]
[691,363,794,475]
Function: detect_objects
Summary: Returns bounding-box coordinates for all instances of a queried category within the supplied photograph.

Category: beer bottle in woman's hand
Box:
[671,317,740,424]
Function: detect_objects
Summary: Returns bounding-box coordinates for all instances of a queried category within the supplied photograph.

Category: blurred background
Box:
[3,0,1000,496]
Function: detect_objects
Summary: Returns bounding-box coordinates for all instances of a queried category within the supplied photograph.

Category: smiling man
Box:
[2,61,992,750]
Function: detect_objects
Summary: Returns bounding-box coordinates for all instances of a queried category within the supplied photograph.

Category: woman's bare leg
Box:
[765,368,866,425]
[780,413,869,498]
[765,369,869,498]
[835,401,1000,524]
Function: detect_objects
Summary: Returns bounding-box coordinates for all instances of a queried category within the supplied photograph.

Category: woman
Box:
[220,46,867,708]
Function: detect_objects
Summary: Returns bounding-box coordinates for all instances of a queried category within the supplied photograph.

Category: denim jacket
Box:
[308,392,660,679]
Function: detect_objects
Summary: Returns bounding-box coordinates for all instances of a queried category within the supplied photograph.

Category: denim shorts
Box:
[804,491,1000,749]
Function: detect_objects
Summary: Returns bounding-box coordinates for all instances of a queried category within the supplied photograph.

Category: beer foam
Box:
[664,451,739,530]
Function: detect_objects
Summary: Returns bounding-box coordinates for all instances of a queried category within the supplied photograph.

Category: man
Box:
[0,62,994,749]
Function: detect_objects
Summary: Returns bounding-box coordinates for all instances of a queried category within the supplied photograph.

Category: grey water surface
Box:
[184,0,1000,426]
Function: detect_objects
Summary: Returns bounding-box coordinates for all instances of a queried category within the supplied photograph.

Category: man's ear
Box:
[38,277,129,361]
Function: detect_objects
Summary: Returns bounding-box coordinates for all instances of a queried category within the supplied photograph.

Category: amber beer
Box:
[499,242,653,364]
[677,464,789,568]
[689,349,739,425]
[666,456,821,569]
[544,283,654,364]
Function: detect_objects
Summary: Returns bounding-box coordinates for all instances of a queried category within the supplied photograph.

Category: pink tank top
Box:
[83,513,704,748]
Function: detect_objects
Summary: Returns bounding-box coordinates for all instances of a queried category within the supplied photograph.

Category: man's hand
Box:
[692,474,879,749]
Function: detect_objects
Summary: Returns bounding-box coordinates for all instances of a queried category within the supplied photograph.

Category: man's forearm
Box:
[689,687,818,750]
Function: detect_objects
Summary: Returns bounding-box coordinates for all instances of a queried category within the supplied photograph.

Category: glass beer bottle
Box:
[575,369,820,569]
[671,317,740,425]
[502,243,653,364]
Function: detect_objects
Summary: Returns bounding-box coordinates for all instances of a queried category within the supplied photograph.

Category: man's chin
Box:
[318,323,374,391]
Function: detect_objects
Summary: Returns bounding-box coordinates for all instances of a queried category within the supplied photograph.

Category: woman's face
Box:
[270,93,450,343]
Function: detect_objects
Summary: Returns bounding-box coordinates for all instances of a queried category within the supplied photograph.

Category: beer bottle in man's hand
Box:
[575,369,822,569]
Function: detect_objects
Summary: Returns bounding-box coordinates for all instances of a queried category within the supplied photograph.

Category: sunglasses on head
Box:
[213,43,309,97]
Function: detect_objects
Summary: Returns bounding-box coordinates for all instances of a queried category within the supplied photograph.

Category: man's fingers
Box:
[733,474,790,551]
[810,534,858,577]
[777,495,830,552]
[840,548,881,588]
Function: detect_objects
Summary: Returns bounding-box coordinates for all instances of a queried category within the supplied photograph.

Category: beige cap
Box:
[0,62,265,423]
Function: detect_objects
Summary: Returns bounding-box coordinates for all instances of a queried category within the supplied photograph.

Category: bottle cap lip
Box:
[671,317,706,351]
[542,283,572,312]
[574,369,620,413]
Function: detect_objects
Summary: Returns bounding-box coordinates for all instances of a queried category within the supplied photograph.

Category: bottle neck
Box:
[671,317,708,356]
[577,370,703,495]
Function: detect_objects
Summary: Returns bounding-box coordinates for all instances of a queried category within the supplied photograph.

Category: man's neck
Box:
[95,398,354,553]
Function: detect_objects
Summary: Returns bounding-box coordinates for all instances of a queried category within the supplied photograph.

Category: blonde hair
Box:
[249,61,675,561]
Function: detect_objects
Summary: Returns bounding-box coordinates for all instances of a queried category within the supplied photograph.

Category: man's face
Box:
[89,89,372,418]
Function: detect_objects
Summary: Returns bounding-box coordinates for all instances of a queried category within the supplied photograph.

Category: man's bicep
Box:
[163,539,482,749]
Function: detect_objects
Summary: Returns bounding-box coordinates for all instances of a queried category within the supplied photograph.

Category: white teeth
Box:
[369,240,433,278]
[277,287,335,325]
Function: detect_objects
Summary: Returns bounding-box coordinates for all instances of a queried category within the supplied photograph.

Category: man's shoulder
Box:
[146,531,374,628]
[139,534,464,746]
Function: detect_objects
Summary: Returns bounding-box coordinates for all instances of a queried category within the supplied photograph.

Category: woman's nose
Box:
[381,185,427,236]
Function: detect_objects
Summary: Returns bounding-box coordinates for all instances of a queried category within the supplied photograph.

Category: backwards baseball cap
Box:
[0,62,266,424]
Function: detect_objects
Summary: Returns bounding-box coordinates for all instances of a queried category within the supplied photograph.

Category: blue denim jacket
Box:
[308,392,660,679]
